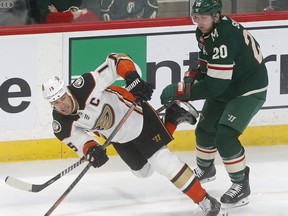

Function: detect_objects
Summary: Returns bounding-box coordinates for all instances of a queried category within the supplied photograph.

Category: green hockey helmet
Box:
[192,0,222,17]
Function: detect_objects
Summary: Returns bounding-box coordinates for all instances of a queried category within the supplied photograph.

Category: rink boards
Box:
[1,15,288,162]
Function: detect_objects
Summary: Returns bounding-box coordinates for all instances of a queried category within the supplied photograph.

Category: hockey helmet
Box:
[192,0,222,17]
[42,76,67,102]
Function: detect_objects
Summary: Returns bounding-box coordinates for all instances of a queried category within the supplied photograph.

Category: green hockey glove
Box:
[160,81,192,105]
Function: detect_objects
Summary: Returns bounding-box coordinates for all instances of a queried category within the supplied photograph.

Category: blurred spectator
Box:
[0,0,31,25]
[37,0,101,24]
[264,0,288,11]
[101,0,158,21]
[27,0,40,23]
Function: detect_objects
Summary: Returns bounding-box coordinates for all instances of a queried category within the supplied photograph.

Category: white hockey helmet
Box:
[42,76,67,102]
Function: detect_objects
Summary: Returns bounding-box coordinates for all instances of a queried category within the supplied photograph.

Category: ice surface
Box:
[0,145,287,216]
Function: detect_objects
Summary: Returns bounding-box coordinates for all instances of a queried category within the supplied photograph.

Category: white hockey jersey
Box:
[51,53,144,157]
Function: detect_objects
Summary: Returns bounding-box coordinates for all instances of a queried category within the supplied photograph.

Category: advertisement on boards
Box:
[67,25,288,110]
[0,20,288,144]
[0,37,37,131]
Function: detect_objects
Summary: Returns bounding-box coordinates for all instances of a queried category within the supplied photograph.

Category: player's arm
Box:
[82,140,109,168]
[161,29,236,104]
[190,36,235,100]
[62,128,108,168]
[108,53,154,101]
[54,118,108,168]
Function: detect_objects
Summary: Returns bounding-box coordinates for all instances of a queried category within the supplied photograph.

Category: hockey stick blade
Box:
[5,176,60,192]
[5,158,85,192]
[5,176,34,192]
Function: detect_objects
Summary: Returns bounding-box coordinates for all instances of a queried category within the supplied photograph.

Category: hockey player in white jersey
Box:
[42,53,227,216]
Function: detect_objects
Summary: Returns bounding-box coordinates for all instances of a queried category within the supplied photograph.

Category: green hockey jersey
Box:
[100,0,158,20]
[191,15,268,102]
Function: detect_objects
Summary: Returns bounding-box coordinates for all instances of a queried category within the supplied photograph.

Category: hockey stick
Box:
[156,100,202,121]
[156,100,176,113]
[5,157,85,192]
[4,99,143,193]
[180,101,203,121]
[5,100,197,193]
[44,99,139,216]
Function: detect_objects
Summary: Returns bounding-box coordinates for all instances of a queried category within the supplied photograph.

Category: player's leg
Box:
[135,102,226,215]
[215,125,250,208]
[193,99,227,183]
[148,146,225,215]
[217,92,266,208]
[112,142,154,178]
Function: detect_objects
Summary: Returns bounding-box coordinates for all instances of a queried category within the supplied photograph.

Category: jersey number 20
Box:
[243,29,263,64]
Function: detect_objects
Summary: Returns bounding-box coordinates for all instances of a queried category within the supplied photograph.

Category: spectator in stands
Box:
[0,0,30,25]
[100,0,158,21]
[28,0,41,24]
[37,0,101,24]
[263,0,288,11]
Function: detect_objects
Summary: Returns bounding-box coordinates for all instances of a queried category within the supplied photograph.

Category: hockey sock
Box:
[171,164,206,203]
[165,121,176,135]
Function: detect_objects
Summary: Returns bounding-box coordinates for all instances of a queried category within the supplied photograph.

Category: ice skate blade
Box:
[221,197,249,209]
[199,176,216,184]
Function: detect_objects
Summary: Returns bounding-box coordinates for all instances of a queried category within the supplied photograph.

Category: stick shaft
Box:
[44,163,92,216]
[5,158,85,192]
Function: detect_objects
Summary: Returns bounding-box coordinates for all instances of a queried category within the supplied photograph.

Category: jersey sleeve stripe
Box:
[207,63,234,80]
[207,69,233,80]
[208,63,234,70]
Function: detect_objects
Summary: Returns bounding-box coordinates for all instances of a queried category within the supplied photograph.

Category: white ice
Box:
[0,145,288,216]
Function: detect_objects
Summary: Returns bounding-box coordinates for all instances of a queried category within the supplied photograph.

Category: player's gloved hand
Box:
[83,141,109,168]
[160,70,196,105]
[125,72,153,101]
[160,82,192,105]
[183,69,198,83]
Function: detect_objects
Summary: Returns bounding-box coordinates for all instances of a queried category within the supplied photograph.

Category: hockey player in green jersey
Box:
[160,0,268,209]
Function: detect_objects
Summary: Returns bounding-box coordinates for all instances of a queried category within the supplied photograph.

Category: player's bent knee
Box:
[148,146,184,179]
[195,125,216,147]
[131,162,154,178]
[215,125,241,156]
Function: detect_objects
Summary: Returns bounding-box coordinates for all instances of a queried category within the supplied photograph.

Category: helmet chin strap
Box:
[67,91,78,114]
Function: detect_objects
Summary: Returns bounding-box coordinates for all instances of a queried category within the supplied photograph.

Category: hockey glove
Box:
[160,82,192,105]
[125,72,154,101]
[183,69,198,83]
[160,70,197,105]
[83,141,109,168]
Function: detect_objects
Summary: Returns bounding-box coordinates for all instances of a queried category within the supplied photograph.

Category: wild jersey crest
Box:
[211,28,219,41]
[94,104,115,130]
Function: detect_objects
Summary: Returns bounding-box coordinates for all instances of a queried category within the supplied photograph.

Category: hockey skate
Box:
[199,193,228,216]
[220,166,251,209]
[194,163,216,184]
[164,103,197,125]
